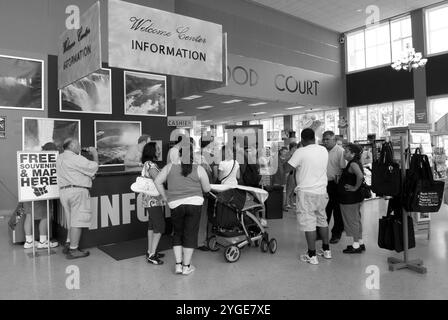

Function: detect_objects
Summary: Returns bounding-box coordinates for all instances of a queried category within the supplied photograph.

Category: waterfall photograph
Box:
[124,71,167,117]
[94,120,141,166]
[59,68,111,114]
[22,117,80,152]
[0,55,43,110]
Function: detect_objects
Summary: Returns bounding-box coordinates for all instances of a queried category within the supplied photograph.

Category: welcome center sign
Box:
[17,151,59,202]
[108,0,223,81]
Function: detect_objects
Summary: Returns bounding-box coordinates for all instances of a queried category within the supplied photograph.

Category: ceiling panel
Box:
[247,0,443,32]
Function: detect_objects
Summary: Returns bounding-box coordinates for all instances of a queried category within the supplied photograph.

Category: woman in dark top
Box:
[337,143,366,254]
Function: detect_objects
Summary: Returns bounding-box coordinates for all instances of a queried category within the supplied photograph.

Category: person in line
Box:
[285,128,330,265]
[56,139,99,259]
[218,144,240,185]
[272,146,289,211]
[23,142,60,249]
[338,143,366,254]
[141,142,166,265]
[322,131,346,244]
[285,142,298,209]
[154,142,211,275]
[124,134,151,171]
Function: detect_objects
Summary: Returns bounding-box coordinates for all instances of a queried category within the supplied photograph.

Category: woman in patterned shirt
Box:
[141,142,166,265]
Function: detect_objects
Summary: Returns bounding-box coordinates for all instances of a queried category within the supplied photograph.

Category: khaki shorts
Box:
[60,188,92,228]
[295,190,329,232]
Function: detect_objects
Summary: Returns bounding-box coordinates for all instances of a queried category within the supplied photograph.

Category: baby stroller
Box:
[206,184,278,263]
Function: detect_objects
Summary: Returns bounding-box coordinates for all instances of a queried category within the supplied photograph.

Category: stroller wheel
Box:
[207,236,220,252]
[224,245,240,263]
[268,238,277,254]
[260,239,268,253]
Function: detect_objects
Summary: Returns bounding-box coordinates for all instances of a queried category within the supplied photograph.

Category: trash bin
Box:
[264,185,284,219]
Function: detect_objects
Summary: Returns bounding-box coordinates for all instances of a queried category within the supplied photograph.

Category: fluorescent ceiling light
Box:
[201,120,212,123]
[176,111,185,115]
[253,112,267,115]
[286,106,304,110]
[272,114,284,117]
[248,102,267,106]
[222,99,242,104]
[197,105,214,110]
[181,95,202,100]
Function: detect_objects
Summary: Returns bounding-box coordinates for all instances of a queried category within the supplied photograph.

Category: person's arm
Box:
[198,165,211,193]
[73,152,99,177]
[154,164,171,202]
[336,149,346,183]
[344,162,363,192]
[284,149,299,175]
[236,164,240,180]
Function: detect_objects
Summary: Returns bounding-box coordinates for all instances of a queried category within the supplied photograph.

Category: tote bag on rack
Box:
[403,149,444,213]
[371,142,401,197]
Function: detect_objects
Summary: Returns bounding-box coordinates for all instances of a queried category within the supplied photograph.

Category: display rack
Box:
[387,125,428,274]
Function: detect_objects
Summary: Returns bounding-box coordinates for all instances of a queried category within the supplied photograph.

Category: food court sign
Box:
[17,151,59,202]
[108,0,223,81]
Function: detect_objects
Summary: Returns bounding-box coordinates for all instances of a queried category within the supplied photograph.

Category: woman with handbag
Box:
[141,142,166,265]
[337,143,366,254]
[154,142,211,275]
[218,145,240,185]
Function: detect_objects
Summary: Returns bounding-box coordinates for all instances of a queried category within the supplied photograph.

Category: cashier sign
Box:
[17,151,59,202]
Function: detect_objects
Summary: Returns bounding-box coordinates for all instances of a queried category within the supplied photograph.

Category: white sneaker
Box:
[300,254,319,265]
[37,240,59,249]
[317,249,332,259]
[175,263,183,274]
[182,264,196,275]
[23,241,37,249]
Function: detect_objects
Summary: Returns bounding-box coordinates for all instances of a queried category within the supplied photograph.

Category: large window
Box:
[348,101,415,141]
[426,3,448,55]
[346,16,412,72]
[429,96,448,125]
[292,109,340,138]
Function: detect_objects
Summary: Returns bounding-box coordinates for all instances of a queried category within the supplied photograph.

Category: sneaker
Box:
[62,242,70,254]
[66,248,90,260]
[329,236,341,244]
[147,254,164,265]
[343,245,363,254]
[146,252,165,259]
[37,240,59,249]
[300,254,319,265]
[260,218,268,228]
[175,263,183,274]
[360,244,366,251]
[317,249,332,259]
[23,241,37,249]
[182,264,195,275]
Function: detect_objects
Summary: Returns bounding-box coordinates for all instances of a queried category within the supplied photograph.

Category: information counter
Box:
[54,170,170,248]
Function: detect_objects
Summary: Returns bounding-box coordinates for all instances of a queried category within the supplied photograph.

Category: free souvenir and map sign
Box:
[108,0,222,81]
[17,151,59,202]
[58,2,101,88]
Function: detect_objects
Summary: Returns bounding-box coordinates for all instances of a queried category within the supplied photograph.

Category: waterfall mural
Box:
[94,120,142,166]
[0,55,43,110]
[124,71,167,117]
[59,68,111,114]
[22,117,80,152]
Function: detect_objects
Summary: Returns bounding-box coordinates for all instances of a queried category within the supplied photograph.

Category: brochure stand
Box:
[27,200,56,258]
[387,129,427,274]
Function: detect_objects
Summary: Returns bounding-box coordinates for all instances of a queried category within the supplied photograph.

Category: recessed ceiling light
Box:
[197,105,214,110]
[249,102,267,106]
[356,9,363,12]
[286,106,304,110]
[222,99,242,104]
[176,111,185,115]
[181,95,202,100]
[253,112,267,115]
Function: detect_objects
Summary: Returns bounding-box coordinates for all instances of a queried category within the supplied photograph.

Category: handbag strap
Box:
[220,160,236,183]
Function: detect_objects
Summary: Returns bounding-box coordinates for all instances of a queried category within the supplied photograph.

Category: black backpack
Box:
[241,163,261,187]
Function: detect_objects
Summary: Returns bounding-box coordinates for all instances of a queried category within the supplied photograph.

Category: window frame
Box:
[424,2,448,57]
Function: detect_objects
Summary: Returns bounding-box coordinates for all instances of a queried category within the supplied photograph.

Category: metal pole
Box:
[31,201,35,258]
[403,209,409,263]
[47,199,50,255]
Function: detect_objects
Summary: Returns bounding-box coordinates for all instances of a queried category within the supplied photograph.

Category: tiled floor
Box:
[1,199,447,300]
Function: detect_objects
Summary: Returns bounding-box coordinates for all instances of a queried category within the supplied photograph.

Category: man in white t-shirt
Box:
[285,128,330,265]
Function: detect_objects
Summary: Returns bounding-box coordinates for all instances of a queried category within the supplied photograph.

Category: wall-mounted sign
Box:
[17,151,59,202]
[267,131,280,141]
[167,116,195,127]
[108,0,223,81]
[0,116,5,138]
[209,54,342,106]
[58,2,101,89]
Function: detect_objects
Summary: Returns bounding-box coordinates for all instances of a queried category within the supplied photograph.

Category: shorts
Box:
[145,206,166,234]
[59,188,92,228]
[23,201,50,220]
[296,190,329,232]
